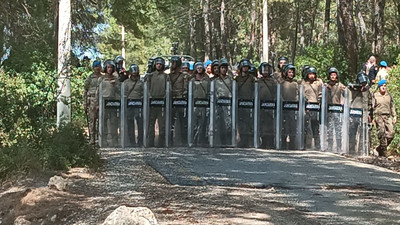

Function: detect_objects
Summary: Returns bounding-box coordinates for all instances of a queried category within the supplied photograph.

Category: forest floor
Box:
[1,148,399,225]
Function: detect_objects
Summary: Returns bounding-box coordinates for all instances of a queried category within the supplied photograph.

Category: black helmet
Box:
[219,58,229,67]
[211,59,219,68]
[327,67,339,80]
[115,55,124,64]
[258,62,273,76]
[153,57,165,70]
[239,59,251,70]
[306,67,318,80]
[181,61,190,68]
[129,64,140,74]
[302,65,310,79]
[170,55,182,69]
[284,64,295,74]
[357,71,368,84]
[103,59,116,73]
[249,65,258,77]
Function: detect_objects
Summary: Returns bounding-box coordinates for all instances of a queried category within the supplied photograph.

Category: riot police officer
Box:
[124,64,144,146]
[169,55,188,146]
[281,64,299,149]
[214,58,233,146]
[83,60,102,144]
[210,59,219,80]
[325,67,345,151]
[302,67,322,150]
[348,72,373,155]
[235,59,256,147]
[146,57,168,147]
[258,62,277,149]
[191,62,211,146]
[97,59,121,146]
[115,55,128,82]
[273,56,288,83]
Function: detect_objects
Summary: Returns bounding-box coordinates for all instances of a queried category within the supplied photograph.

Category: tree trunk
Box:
[372,0,385,55]
[291,2,300,63]
[397,1,400,46]
[203,0,211,61]
[323,0,331,43]
[189,7,196,57]
[299,10,306,54]
[338,0,359,78]
[220,0,227,58]
[309,0,319,45]
[355,0,367,46]
[248,0,256,59]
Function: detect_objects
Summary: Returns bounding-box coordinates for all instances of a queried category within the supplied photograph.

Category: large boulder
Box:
[102,206,158,225]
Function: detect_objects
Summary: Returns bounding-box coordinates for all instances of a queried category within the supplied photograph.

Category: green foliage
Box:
[294,43,349,83]
[386,53,400,154]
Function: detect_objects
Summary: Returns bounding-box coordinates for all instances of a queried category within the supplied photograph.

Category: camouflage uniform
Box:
[146,70,168,147]
[373,91,396,156]
[302,79,322,149]
[169,70,188,146]
[236,73,256,148]
[258,76,277,149]
[83,72,102,144]
[214,75,233,146]
[191,74,211,146]
[124,77,144,146]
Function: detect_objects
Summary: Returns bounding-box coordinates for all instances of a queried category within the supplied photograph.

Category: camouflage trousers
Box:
[86,96,99,144]
[375,115,395,157]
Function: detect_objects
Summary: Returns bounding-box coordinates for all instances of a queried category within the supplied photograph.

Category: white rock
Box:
[48,175,69,191]
[14,216,31,225]
[102,206,158,225]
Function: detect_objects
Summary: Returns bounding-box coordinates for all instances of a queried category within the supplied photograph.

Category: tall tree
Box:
[372,0,386,55]
[338,0,359,77]
[323,0,332,43]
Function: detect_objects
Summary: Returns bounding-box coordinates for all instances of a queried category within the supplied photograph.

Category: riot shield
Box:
[236,81,255,148]
[278,82,304,150]
[342,88,369,156]
[98,81,121,148]
[121,84,144,148]
[210,78,236,147]
[143,80,168,148]
[170,95,188,147]
[304,101,321,150]
[320,85,345,153]
[257,79,278,149]
[188,79,210,147]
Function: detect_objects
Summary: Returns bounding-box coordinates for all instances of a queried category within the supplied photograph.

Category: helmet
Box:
[302,65,310,79]
[284,64,296,74]
[306,67,318,80]
[129,64,139,74]
[249,65,258,77]
[146,57,156,73]
[327,67,339,80]
[153,57,165,70]
[103,59,116,73]
[259,62,273,76]
[239,59,251,70]
[115,55,124,64]
[181,61,190,68]
[211,59,219,68]
[92,60,101,68]
[194,61,204,70]
[219,58,229,67]
[357,71,368,84]
[170,55,182,69]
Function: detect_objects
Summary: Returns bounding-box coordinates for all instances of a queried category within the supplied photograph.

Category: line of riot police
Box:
[85,55,384,156]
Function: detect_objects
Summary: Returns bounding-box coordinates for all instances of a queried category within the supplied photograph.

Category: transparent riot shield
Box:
[143,80,168,148]
[257,79,278,149]
[98,81,121,148]
[304,101,322,150]
[188,79,210,147]
[320,85,345,153]
[342,88,369,156]
[170,96,188,147]
[278,82,304,150]
[210,79,236,147]
[121,84,144,148]
[237,81,255,148]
